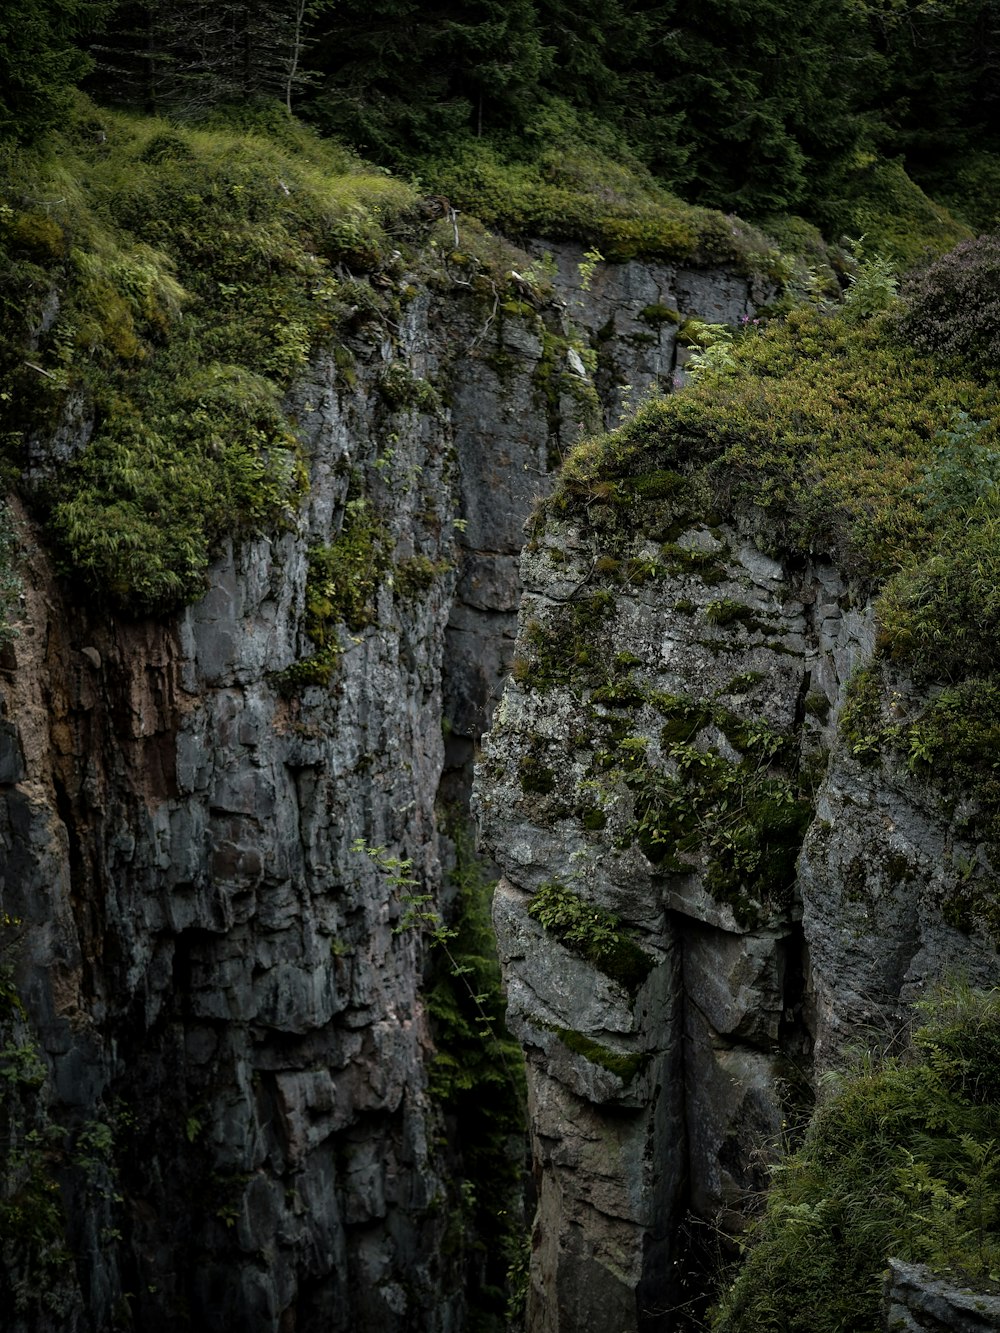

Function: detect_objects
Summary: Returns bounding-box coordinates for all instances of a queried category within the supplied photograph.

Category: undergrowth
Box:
[713,985,1000,1333]
[410,816,527,1333]
[0,94,419,612]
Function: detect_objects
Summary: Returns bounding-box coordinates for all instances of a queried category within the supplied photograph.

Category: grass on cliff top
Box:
[0,95,420,612]
[542,267,1000,608]
[411,100,970,277]
[712,985,1000,1333]
[413,99,792,277]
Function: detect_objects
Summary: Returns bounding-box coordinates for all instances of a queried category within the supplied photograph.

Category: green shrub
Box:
[527,879,653,994]
[713,986,1000,1333]
[896,235,1000,382]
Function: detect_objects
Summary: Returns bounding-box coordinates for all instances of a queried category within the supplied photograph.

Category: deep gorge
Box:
[0,210,776,1329]
[2,102,1000,1333]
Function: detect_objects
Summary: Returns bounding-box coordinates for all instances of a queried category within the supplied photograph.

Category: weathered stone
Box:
[0,244,776,1333]
[884,1259,1000,1332]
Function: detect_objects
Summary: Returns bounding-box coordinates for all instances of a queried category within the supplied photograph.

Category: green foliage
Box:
[546,305,999,589]
[307,0,548,157]
[0,918,74,1320]
[0,502,21,645]
[840,248,899,324]
[611,698,810,927]
[0,0,107,141]
[93,0,338,117]
[811,157,971,269]
[393,554,452,600]
[713,986,1000,1333]
[878,518,1000,686]
[380,816,527,1333]
[271,497,390,692]
[306,498,389,632]
[0,97,418,613]
[527,879,653,994]
[410,100,789,272]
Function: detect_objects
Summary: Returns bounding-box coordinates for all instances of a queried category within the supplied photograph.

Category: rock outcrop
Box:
[884,1261,1000,1333]
[477,499,1000,1329]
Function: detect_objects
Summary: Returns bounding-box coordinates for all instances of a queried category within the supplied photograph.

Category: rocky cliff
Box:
[0,229,767,1331]
[475,301,1000,1330]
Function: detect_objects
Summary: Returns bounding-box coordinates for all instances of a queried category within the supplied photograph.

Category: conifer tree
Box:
[0,0,109,139]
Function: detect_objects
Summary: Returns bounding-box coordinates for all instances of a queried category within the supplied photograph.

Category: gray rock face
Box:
[884,1260,1000,1332]
[477,507,1000,1329]
[2,306,460,1331]
[0,244,768,1331]
[443,250,767,803]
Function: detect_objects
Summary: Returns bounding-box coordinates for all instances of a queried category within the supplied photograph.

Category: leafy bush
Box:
[713,986,1000,1333]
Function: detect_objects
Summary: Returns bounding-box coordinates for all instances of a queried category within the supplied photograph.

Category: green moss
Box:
[639,304,682,327]
[527,880,654,995]
[591,676,646,707]
[660,542,728,584]
[704,598,774,633]
[377,362,441,414]
[518,755,557,795]
[804,690,832,722]
[547,306,999,594]
[812,157,971,269]
[517,587,616,691]
[307,498,389,631]
[721,671,767,696]
[532,328,602,463]
[549,1026,649,1083]
[579,807,608,831]
[393,554,451,600]
[413,101,789,275]
[419,812,527,1327]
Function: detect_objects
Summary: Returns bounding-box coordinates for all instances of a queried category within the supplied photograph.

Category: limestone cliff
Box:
[0,235,765,1331]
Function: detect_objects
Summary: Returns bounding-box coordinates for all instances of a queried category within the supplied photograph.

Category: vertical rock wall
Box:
[0,243,768,1331]
[476,506,1000,1330]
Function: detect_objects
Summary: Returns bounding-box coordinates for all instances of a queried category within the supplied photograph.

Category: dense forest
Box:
[3,0,1000,228]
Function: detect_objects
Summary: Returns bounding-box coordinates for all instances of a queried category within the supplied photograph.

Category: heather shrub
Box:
[896,234,1000,380]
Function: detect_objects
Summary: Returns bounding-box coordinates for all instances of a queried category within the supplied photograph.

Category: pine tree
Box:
[307,0,548,157]
[93,0,332,117]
